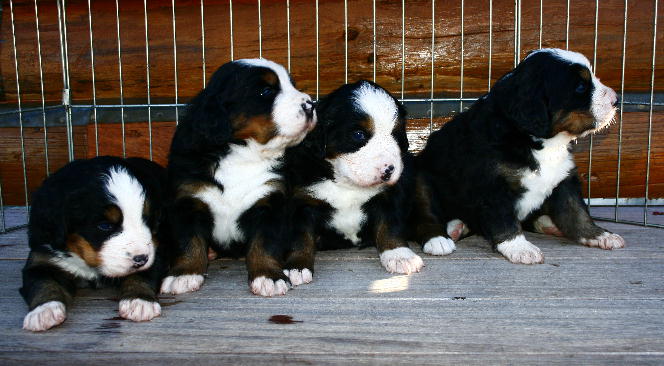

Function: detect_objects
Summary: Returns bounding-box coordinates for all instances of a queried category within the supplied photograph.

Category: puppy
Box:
[284,80,423,276]
[20,156,166,331]
[161,59,316,297]
[412,48,625,264]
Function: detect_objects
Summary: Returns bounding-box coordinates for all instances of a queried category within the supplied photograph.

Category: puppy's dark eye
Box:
[575,81,587,94]
[352,130,367,142]
[260,87,274,98]
[97,222,114,232]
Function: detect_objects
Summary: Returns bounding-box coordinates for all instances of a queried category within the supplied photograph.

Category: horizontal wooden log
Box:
[0,111,661,205]
[1,0,662,107]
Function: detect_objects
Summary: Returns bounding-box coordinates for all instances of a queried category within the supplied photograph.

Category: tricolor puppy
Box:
[20,156,166,331]
[412,48,625,264]
[284,80,422,275]
[161,59,316,297]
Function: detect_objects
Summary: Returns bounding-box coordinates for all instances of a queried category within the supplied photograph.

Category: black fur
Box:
[411,49,621,261]
[20,156,167,330]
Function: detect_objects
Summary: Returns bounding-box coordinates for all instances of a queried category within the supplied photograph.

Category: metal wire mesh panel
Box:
[0,0,661,233]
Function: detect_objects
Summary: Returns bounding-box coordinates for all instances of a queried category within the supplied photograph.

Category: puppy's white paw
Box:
[423,236,456,256]
[379,247,424,274]
[282,268,313,286]
[446,219,469,241]
[250,276,290,297]
[23,301,66,332]
[119,298,161,322]
[497,235,544,264]
[160,274,205,295]
[532,215,564,237]
[580,232,625,250]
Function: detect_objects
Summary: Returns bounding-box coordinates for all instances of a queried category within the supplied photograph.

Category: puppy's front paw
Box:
[580,232,625,250]
[119,299,161,322]
[532,215,564,237]
[250,276,290,297]
[283,268,313,286]
[446,219,469,241]
[423,236,456,256]
[23,301,66,332]
[379,247,424,274]
[497,235,544,264]
[160,274,205,295]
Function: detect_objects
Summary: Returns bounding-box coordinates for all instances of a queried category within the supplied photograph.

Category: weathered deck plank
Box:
[1,218,663,365]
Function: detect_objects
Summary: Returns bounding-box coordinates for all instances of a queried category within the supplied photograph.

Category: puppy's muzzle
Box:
[132,254,149,269]
[302,100,315,121]
[381,164,395,182]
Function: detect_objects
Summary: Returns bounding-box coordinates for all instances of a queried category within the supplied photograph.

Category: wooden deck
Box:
[1,208,664,365]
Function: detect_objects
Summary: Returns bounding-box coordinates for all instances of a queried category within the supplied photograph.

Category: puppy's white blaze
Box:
[331,82,403,187]
[516,132,575,221]
[101,166,154,277]
[160,274,205,295]
[250,276,289,297]
[23,301,66,332]
[497,235,544,264]
[379,247,424,274]
[307,179,382,244]
[580,232,626,250]
[118,298,161,322]
[423,236,456,256]
[49,250,99,280]
[195,141,283,247]
[238,58,315,142]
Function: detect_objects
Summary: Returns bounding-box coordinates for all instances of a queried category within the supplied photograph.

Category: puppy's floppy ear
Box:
[492,61,551,138]
[394,98,409,152]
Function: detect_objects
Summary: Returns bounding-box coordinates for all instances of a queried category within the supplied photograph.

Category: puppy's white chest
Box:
[516,134,575,220]
[194,145,282,247]
[307,180,382,244]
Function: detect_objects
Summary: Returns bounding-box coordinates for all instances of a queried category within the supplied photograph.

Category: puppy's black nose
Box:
[132,255,149,268]
[302,100,315,119]
[381,165,395,182]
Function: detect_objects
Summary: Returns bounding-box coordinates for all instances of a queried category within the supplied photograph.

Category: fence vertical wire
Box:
[172,0,179,124]
[401,0,405,99]
[144,0,153,160]
[615,0,628,221]
[344,0,348,83]
[115,0,126,158]
[459,0,464,111]
[201,0,207,85]
[229,0,234,61]
[286,0,291,72]
[257,0,262,58]
[9,0,30,222]
[429,0,435,132]
[87,0,99,156]
[372,0,377,82]
[488,0,493,90]
[56,0,74,162]
[644,0,658,225]
[34,0,49,175]
[587,0,599,206]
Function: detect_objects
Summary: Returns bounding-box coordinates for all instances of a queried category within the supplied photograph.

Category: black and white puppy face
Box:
[189,58,316,150]
[495,48,617,138]
[316,80,408,187]
[65,166,156,278]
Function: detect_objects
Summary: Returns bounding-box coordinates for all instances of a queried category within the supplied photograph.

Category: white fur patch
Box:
[329,82,403,187]
[580,232,626,250]
[379,247,424,274]
[119,298,161,322]
[238,58,315,141]
[516,133,575,221]
[101,166,155,277]
[496,234,544,264]
[160,274,205,295]
[250,276,289,297]
[194,141,283,247]
[423,236,456,256]
[306,179,382,244]
[446,219,469,241]
[23,301,66,332]
[283,268,313,286]
[532,215,563,237]
[49,250,99,281]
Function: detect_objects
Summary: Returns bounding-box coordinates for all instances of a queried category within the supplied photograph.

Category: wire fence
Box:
[0,0,661,233]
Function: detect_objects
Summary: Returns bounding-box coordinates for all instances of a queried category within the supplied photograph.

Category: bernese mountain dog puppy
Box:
[283,80,423,276]
[412,48,625,264]
[161,59,316,297]
[20,156,166,331]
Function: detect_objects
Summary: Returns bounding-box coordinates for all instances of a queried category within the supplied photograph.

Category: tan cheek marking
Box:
[66,234,102,267]
[104,206,122,225]
[232,114,277,144]
[553,110,595,135]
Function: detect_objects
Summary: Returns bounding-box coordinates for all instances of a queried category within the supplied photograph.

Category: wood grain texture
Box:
[0,214,663,365]
[1,0,662,105]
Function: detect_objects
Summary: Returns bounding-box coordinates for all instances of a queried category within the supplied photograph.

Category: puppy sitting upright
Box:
[284,80,423,276]
[20,156,166,331]
[412,48,625,264]
[161,59,316,297]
